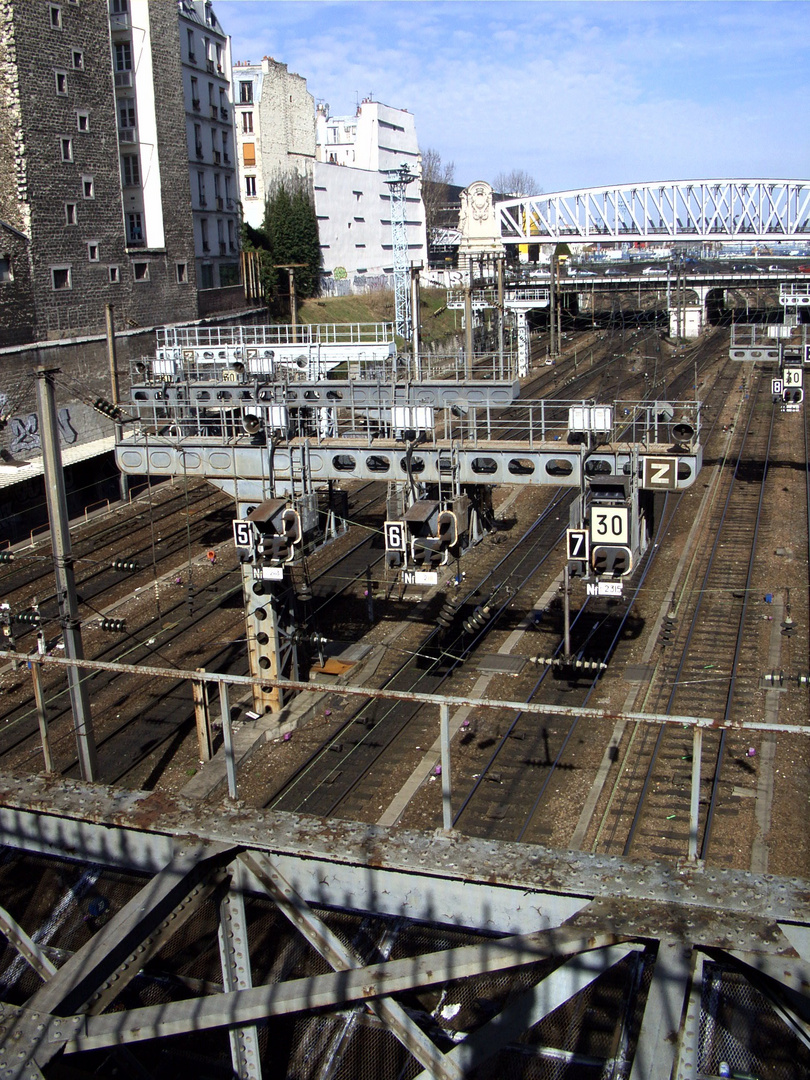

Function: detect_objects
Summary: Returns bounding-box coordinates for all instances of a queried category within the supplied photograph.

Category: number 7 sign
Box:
[566,529,589,561]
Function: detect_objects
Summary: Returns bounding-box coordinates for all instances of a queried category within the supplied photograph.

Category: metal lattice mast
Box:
[384,166,416,339]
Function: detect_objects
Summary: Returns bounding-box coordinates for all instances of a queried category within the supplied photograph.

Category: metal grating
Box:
[699,962,810,1079]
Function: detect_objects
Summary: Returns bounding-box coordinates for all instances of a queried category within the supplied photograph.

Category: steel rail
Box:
[621,367,767,856]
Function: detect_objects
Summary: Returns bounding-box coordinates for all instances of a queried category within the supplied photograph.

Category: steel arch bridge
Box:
[497,179,810,244]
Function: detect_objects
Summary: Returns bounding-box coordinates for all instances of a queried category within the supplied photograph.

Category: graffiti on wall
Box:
[0,393,79,456]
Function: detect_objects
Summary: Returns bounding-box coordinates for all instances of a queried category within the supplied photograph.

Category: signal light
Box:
[281,507,301,545]
[111,559,138,572]
[267,535,293,564]
[436,509,458,548]
[99,618,126,632]
[0,552,14,563]
[590,545,633,578]
[93,397,123,422]
[386,550,404,570]
[784,388,804,404]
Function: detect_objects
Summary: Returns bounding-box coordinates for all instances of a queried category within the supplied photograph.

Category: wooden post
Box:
[193,666,212,762]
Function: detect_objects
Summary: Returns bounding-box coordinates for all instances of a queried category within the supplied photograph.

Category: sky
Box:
[216,1,810,193]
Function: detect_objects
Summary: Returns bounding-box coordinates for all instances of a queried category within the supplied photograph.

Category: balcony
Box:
[192,98,200,111]
[202,242,210,252]
[210,105,218,119]
[222,152,230,164]
[206,58,214,72]
[188,52,197,64]
[226,198,235,210]
[195,144,204,159]
[220,106,228,121]
[114,70,133,87]
[216,196,223,210]
[213,150,221,164]
[118,127,136,143]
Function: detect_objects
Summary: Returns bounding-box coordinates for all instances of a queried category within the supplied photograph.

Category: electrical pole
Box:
[384,165,417,339]
[105,304,128,502]
[35,366,98,781]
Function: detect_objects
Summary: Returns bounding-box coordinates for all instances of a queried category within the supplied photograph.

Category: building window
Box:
[197,170,206,205]
[110,0,128,11]
[109,265,119,283]
[239,81,252,104]
[51,266,71,290]
[200,218,209,251]
[0,256,12,283]
[121,154,140,186]
[215,42,223,72]
[64,202,77,225]
[228,219,235,249]
[82,175,94,198]
[114,41,132,72]
[187,28,195,61]
[242,111,253,133]
[55,70,67,95]
[221,130,229,161]
[72,49,83,69]
[176,262,188,283]
[76,111,89,132]
[242,142,255,167]
[119,98,135,129]
[200,263,213,289]
[127,212,143,244]
[49,5,62,29]
[133,261,149,281]
[87,241,99,262]
[60,137,73,161]
[245,176,256,198]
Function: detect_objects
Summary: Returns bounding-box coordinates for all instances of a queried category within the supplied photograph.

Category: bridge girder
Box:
[498,179,810,244]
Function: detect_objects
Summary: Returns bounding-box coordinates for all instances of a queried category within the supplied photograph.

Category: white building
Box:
[313,100,427,285]
[232,57,316,230]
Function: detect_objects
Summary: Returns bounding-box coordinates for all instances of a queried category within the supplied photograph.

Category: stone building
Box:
[313,99,427,285]
[232,57,316,230]
[0,0,242,346]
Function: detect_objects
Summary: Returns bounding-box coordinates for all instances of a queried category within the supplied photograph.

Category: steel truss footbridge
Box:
[497,179,810,244]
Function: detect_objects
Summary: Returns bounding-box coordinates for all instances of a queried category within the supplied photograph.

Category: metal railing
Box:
[156,322,395,350]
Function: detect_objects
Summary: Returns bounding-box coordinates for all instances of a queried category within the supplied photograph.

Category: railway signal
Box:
[591,545,633,577]
[436,509,458,549]
[11,611,41,625]
[0,551,14,563]
[99,618,126,632]
[111,559,138,572]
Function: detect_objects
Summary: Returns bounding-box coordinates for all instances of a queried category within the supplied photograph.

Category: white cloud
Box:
[216,0,810,190]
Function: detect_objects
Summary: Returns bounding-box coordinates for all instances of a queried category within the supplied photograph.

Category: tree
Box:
[421,148,455,240]
[262,173,322,298]
[492,169,542,197]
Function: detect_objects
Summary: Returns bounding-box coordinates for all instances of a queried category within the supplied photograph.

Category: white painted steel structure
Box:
[498,180,810,244]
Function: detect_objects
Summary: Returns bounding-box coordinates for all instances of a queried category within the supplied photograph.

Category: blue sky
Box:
[216,1,810,192]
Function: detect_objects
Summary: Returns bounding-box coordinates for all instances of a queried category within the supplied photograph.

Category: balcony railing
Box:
[206,58,214,72]
[195,145,204,159]
[118,127,136,143]
[213,150,221,164]
[220,107,228,120]
[192,98,200,111]
[114,70,132,87]
[222,152,230,164]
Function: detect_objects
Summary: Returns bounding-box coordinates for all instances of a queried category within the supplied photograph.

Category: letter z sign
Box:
[642,456,677,491]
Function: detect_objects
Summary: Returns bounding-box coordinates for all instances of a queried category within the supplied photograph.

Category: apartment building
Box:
[313,100,427,284]
[232,57,316,230]
[0,0,240,345]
